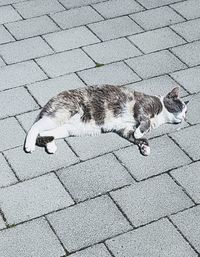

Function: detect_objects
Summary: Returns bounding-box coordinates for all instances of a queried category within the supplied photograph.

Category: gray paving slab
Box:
[83,38,142,64]
[125,50,186,79]
[106,219,197,257]
[0,60,47,91]
[0,173,74,224]
[36,49,95,77]
[59,0,106,9]
[57,154,134,202]
[0,57,5,67]
[0,5,21,24]
[128,27,185,54]
[88,16,143,41]
[171,206,200,252]
[0,215,6,229]
[93,0,144,18]
[0,25,15,45]
[137,0,182,8]
[115,135,191,180]
[0,87,38,119]
[67,132,131,160]
[14,0,65,19]
[171,161,200,203]
[47,196,132,252]
[0,118,25,152]
[171,0,200,20]
[6,15,59,40]
[0,37,53,64]
[184,93,200,125]
[78,62,140,85]
[0,0,24,5]
[0,218,65,257]
[50,6,103,29]
[170,124,200,160]
[130,6,184,30]
[43,26,100,52]
[0,153,17,188]
[69,244,112,257]
[16,109,40,132]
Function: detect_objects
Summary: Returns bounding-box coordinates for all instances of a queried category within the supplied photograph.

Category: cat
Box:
[24,85,187,156]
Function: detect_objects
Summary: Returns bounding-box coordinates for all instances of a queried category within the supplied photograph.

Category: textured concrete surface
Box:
[0,0,200,256]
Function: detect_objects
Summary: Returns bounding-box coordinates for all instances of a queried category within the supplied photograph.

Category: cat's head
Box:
[163,87,188,124]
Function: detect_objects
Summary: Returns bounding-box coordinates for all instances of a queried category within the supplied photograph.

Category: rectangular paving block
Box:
[4,140,79,180]
[14,0,65,19]
[67,132,131,160]
[0,173,74,224]
[57,154,134,202]
[0,153,17,188]
[0,215,5,229]
[170,125,200,160]
[125,50,186,79]
[6,15,59,40]
[28,73,86,106]
[0,218,65,257]
[171,206,200,252]
[78,62,140,85]
[171,161,200,203]
[171,0,200,19]
[0,5,21,24]
[69,244,112,257]
[137,0,183,8]
[183,93,200,125]
[0,25,15,44]
[130,6,185,30]
[88,16,143,41]
[0,87,38,119]
[110,174,193,226]
[60,0,106,8]
[83,38,142,64]
[0,118,25,151]
[128,27,185,54]
[0,37,53,64]
[17,109,40,132]
[50,6,103,29]
[47,196,132,251]
[115,135,191,180]
[93,0,144,18]
[43,26,100,52]
[0,61,47,91]
[36,49,95,77]
[106,219,197,257]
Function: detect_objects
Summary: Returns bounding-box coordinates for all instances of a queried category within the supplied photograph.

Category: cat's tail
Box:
[36,136,54,147]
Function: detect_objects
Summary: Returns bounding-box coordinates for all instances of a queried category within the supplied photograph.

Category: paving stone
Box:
[170,124,200,160]
[0,37,53,64]
[171,161,200,203]
[28,73,86,106]
[88,16,143,41]
[184,93,200,125]
[171,0,200,20]
[0,61,47,91]
[83,38,141,64]
[17,109,40,132]
[129,27,185,54]
[136,0,183,8]
[93,0,144,19]
[0,173,74,224]
[170,66,200,94]
[0,25,15,44]
[172,41,200,67]
[6,15,59,40]
[130,6,184,30]
[0,0,24,5]
[171,206,200,252]
[69,244,112,257]
[0,118,25,151]
[125,50,186,79]
[4,140,79,180]
[0,153,17,188]
[47,196,131,251]
[36,49,95,77]
[0,218,65,257]
[59,0,105,8]
[111,174,193,226]
[57,154,134,202]
[0,5,21,24]
[0,87,38,119]
[50,6,103,29]
[14,0,65,19]
[78,62,140,85]
[0,57,5,67]
[43,26,100,52]
[106,219,197,257]
[67,132,131,160]
[115,135,190,180]
[0,215,5,229]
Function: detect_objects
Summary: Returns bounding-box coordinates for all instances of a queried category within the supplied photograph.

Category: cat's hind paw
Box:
[46,141,57,154]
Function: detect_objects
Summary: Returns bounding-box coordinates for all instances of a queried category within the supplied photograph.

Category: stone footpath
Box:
[0,0,200,256]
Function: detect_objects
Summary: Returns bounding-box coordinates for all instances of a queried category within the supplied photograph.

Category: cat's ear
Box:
[166,87,180,99]
[184,100,189,105]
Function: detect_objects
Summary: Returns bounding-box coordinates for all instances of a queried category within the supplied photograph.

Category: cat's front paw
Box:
[140,144,150,156]
[24,143,35,153]
[46,142,57,154]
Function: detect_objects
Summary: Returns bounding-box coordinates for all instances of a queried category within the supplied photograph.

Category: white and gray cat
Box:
[24,85,187,156]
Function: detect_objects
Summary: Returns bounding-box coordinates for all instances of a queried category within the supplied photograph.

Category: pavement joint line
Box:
[103,242,115,257]
[168,25,189,43]
[89,4,106,20]
[122,59,143,80]
[168,73,192,95]
[85,24,103,43]
[74,71,88,86]
[40,35,57,53]
[168,48,190,67]
[24,85,41,107]
[168,4,188,21]
[33,58,51,79]
[0,208,8,227]
[46,13,63,30]
[2,24,17,41]
[125,36,145,54]
[15,116,28,133]
[134,0,147,10]
[1,152,21,181]
[63,139,80,158]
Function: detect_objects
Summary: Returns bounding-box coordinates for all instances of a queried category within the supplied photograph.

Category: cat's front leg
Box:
[134,117,150,139]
